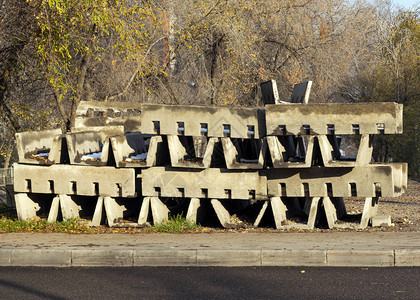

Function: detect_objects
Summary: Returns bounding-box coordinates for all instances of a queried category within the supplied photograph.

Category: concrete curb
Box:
[1,248,419,267]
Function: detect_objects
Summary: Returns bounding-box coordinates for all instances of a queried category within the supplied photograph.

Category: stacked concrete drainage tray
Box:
[12,81,407,230]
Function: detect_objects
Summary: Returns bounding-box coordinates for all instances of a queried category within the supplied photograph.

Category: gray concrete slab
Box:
[0,249,11,266]
[326,250,394,267]
[13,164,136,198]
[261,249,326,266]
[134,249,197,266]
[395,249,420,267]
[15,129,63,165]
[11,249,71,267]
[265,102,403,135]
[197,249,261,266]
[142,167,267,200]
[140,104,263,138]
[72,249,134,267]
[265,164,407,198]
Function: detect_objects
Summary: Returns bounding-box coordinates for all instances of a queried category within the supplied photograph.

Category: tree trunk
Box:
[69,55,91,130]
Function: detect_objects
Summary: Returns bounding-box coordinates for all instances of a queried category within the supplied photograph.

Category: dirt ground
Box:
[343,180,420,232]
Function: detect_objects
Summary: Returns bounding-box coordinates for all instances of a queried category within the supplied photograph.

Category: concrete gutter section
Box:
[0,232,419,267]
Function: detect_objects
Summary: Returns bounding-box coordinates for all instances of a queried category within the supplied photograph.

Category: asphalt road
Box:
[0,267,419,299]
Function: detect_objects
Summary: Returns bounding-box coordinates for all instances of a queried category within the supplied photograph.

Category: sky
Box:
[393,0,419,9]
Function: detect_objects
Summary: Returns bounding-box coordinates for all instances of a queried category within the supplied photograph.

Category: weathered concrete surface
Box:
[72,249,133,267]
[142,167,267,200]
[65,131,110,166]
[395,249,420,267]
[326,250,394,267]
[167,135,216,169]
[266,164,407,198]
[290,81,312,104]
[140,104,264,139]
[76,101,142,116]
[262,249,325,266]
[372,215,392,227]
[75,101,142,132]
[75,116,142,132]
[317,134,374,167]
[10,249,72,267]
[265,102,403,135]
[266,135,314,168]
[221,138,265,169]
[15,129,63,165]
[110,133,148,168]
[0,232,419,267]
[13,164,136,197]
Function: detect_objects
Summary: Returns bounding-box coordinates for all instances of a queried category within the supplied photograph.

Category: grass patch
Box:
[0,217,93,233]
[0,204,201,233]
[146,214,200,233]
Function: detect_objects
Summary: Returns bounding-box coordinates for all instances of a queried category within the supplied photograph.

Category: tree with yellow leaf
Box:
[27,0,164,129]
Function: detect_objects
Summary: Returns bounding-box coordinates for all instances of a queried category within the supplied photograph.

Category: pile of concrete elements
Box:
[13,82,407,229]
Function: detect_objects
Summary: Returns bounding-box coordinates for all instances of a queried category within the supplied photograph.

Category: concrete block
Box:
[395,250,420,266]
[14,193,54,221]
[138,197,151,225]
[90,196,105,226]
[359,197,378,229]
[327,250,394,267]
[221,138,265,170]
[290,81,312,103]
[316,135,374,167]
[134,250,197,266]
[75,101,142,132]
[262,250,326,266]
[75,116,142,132]
[65,131,109,166]
[13,164,136,197]
[261,80,280,105]
[305,197,320,229]
[142,167,267,200]
[0,249,11,266]
[110,132,149,168]
[71,125,124,137]
[14,193,41,220]
[102,197,142,227]
[323,197,338,229]
[371,215,392,227]
[253,200,269,227]
[15,129,63,165]
[265,102,403,135]
[11,249,71,267]
[266,164,406,198]
[72,249,133,266]
[104,196,126,227]
[266,136,314,168]
[186,198,201,223]
[197,250,261,266]
[167,135,216,169]
[271,197,287,229]
[140,104,263,138]
[150,197,169,224]
[60,194,82,220]
[211,199,231,228]
[145,135,169,167]
[76,100,142,116]
[47,196,60,223]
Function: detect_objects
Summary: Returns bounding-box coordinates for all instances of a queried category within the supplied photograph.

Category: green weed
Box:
[0,217,92,233]
[147,214,200,233]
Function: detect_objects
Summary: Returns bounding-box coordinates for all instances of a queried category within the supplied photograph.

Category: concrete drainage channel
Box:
[8,81,408,232]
